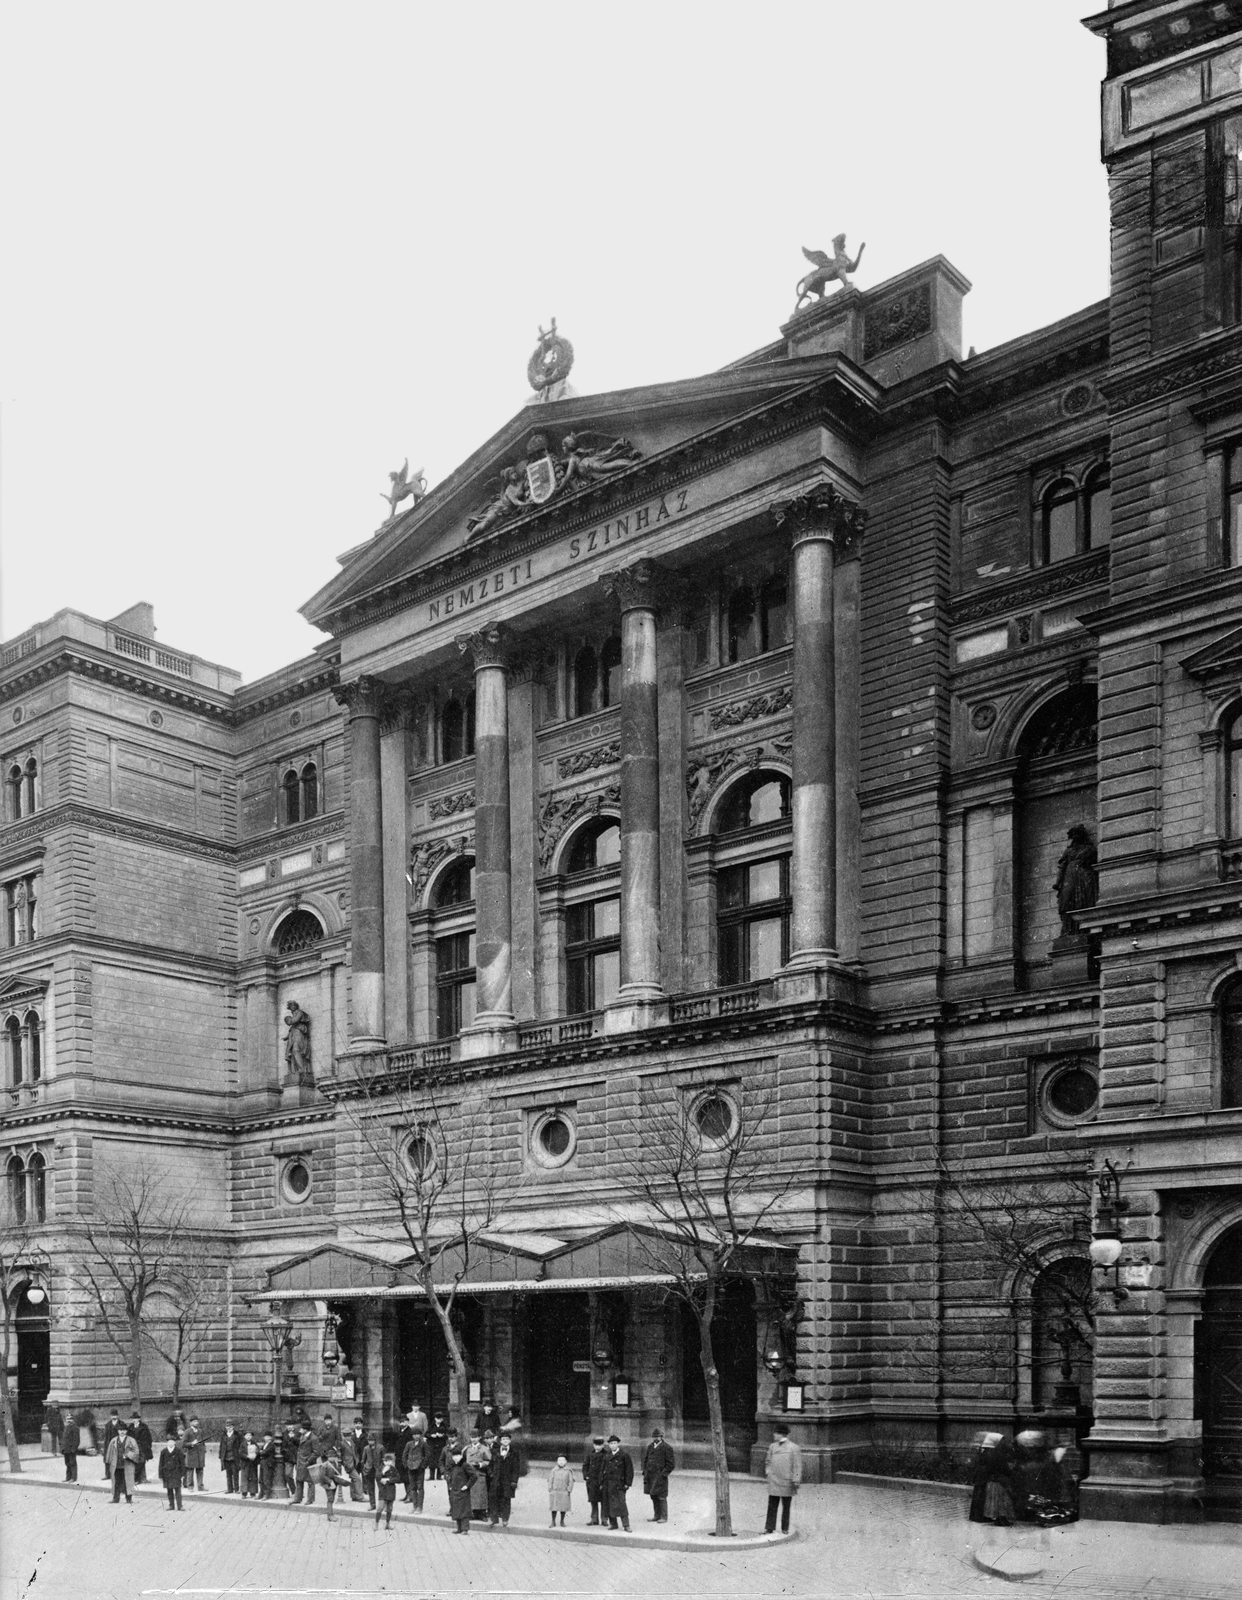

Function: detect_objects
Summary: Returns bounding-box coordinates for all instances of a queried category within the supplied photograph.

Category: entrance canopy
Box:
[264,1223,798,1302]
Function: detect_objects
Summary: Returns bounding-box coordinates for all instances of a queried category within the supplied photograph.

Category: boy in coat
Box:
[601,1435,633,1531]
[106,1422,140,1503]
[61,1413,80,1481]
[360,1433,383,1511]
[158,1430,186,1510]
[375,1450,400,1528]
[444,1446,479,1535]
[763,1424,802,1534]
[642,1428,675,1523]
[547,1454,574,1527]
[320,1446,350,1521]
[218,1419,242,1492]
[582,1436,606,1524]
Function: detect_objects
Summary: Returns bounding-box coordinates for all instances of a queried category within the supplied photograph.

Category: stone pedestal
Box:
[1049,932,1093,985]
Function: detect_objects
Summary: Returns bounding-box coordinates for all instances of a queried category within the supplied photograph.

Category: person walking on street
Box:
[376,1451,400,1528]
[292,1426,318,1504]
[61,1413,80,1481]
[181,1416,206,1491]
[487,1434,521,1526]
[158,1430,185,1511]
[582,1435,606,1524]
[402,1429,427,1512]
[601,1435,633,1532]
[547,1454,574,1527]
[106,1422,140,1504]
[444,1445,478,1535]
[763,1424,802,1535]
[320,1447,349,1521]
[642,1428,675,1523]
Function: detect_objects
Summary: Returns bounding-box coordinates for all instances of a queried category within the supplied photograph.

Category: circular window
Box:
[281,1159,311,1204]
[1041,1062,1099,1126]
[404,1134,436,1178]
[530,1110,576,1169]
[693,1091,738,1145]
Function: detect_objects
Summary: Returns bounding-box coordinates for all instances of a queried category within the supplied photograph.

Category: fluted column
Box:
[335,675,386,1044]
[457,624,515,1053]
[601,560,667,1031]
[775,485,866,975]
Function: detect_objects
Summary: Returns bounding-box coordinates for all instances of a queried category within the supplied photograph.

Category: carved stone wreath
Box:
[537,783,621,870]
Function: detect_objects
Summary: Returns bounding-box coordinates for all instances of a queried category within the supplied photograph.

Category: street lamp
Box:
[259,1312,301,1431]
[321,1310,342,1374]
[1089,1159,1129,1300]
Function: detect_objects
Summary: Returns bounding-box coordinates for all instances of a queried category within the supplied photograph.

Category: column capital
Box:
[456,622,512,672]
[378,688,423,738]
[600,557,675,615]
[774,484,867,556]
[332,674,387,719]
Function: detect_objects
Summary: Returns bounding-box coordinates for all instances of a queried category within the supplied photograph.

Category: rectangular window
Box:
[566,896,621,1016]
[717,857,790,985]
[1228,445,1242,567]
[436,931,476,1038]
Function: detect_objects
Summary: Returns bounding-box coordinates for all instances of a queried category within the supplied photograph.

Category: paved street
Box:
[2,1452,1241,1600]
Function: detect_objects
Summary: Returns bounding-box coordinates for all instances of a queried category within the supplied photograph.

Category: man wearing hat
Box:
[642,1427,675,1523]
[582,1435,607,1525]
[601,1434,633,1532]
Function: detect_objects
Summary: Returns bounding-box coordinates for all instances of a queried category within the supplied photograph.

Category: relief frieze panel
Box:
[537,782,621,870]
[410,832,474,900]
[686,731,792,828]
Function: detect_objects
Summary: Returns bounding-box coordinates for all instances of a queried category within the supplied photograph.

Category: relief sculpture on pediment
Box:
[466,431,642,541]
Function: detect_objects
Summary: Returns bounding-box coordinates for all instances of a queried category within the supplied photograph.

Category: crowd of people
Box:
[968,1428,1080,1527]
[40,1397,804,1536]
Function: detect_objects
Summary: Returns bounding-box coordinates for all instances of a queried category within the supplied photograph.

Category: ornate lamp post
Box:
[1088,1160,1129,1300]
[258,1313,301,1432]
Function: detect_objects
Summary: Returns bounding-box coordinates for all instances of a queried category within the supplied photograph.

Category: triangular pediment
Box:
[301,356,879,634]
[0,973,48,1007]
[1182,625,1242,681]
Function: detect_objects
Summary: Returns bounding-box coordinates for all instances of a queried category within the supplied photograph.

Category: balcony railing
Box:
[672,982,768,1022]
[517,1015,600,1049]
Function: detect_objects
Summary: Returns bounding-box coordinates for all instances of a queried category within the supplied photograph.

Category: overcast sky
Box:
[0,1,1110,684]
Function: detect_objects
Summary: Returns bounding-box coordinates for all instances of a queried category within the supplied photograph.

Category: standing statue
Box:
[284,1002,313,1086]
[382,460,427,521]
[795,235,866,307]
[1054,824,1099,935]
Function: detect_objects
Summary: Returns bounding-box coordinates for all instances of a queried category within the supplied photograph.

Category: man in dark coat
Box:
[292,1426,319,1504]
[219,1419,242,1492]
[343,1416,368,1502]
[101,1408,122,1478]
[641,1428,675,1523]
[444,1446,479,1535]
[474,1397,501,1437]
[317,1409,341,1453]
[157,1430,186,1510]
[582,1436,607,1525]
[601,1434,633,1531]
[395,1415,415,1500]
[130,1411,153,1484]
[486,1435,521,1525]
[61,1413,80,1481]
[44,1401,63,1454]
[426,1412,448,1479]
[360,1433,382,1511]
[280,1422,302,1497]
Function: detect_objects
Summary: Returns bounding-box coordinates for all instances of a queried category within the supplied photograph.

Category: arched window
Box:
[1226,705,1242,841]
[1041,478,1079,564]
[273,908,325,955]
[1030,1258,1093,1412]
[600,636,623,709]
[441,694,476,763]
[5,1017,21,1087]
[25,1013,40,1084]
[760,573,789,652]
[6,765,23,822]
[1221,977,1242,1109]
[300,763,318,822]
[727,586,759,664]
[433,857,476,1037]
[715,772,793,986]
[27,1152,45,1223]
[562,821,621,1016]
[6,1156,25,1224]
[1085,469,1111,550]
[282,768,301,826]
[573,645,599,719]
[22,759,36,815]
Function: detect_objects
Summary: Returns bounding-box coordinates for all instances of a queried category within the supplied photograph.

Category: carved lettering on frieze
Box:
[708,684,792,732]
[538,783,621,870]
[556,742,620,780]
[428,789,475,820]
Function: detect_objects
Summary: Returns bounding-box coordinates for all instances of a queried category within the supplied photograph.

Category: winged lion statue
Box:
[795,235,866,308]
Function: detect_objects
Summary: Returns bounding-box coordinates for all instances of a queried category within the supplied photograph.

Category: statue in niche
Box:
[1054,824,1098,936]
[284,1002,313,1086]
[795,235,866,307]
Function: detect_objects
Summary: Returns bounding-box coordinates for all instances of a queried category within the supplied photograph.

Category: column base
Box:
[773,955,856,1005]
[458,1015,516,1059]
[603,988,669,1035]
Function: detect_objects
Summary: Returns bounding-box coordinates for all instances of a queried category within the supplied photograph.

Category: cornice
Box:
[1084,882,1242,938]
[0,801,237,864]
[317,372,881,639]
[0,646,340,728]
[951,551,1110,628]
[1101,329,1242,415]
[237,812,346,863]
[0,1099,338,1138]
[1080,564,1242,638]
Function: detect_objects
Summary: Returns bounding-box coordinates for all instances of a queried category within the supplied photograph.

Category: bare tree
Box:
[611,1073,798,1539]
[79,1172,193,1409]
[143,1246,221,1407]
[338,1059,520,1437]
[0,1204,45,1473]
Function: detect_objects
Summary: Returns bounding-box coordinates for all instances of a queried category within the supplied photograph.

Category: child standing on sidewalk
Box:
[376,1451,400,1528]
[547,1454,574,1527]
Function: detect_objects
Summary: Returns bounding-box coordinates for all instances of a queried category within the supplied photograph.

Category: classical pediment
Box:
[1182,625,1242,681]
[0,973,48,1008]
[300,357,879,636]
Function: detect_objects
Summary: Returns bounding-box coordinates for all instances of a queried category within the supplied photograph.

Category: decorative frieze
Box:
[428,789,475,820]
[863,281,932,361]
[708,684,792,733]
[537,783,620,870]
[556,742,620,780]
[410,833,473,900]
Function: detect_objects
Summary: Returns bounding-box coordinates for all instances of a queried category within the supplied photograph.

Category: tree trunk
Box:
[696,1306,732,1537]
[128,1314,144,1410]
[424,1283,472,1441]
[1,1312,21,1473]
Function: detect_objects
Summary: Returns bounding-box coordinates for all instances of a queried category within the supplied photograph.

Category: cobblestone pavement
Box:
[1,1456,1240,1600]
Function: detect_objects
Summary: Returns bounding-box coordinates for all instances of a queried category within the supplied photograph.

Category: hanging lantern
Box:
[321,1310,341,1372]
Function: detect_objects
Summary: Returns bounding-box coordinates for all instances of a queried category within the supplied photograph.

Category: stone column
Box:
[601,560,668,1031]
[380,694,416,1046]
[457,625,515,1055]
[334,675,386,1045]
[775,486,866,990]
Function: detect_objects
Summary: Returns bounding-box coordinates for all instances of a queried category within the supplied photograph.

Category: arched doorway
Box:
[681,1279,758,1470]
[1201,1222,1242,1488]
[14,1284,50,1443]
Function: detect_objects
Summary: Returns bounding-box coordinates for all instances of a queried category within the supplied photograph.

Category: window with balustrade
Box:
[713,772,792,986]
[432,857,476,1037]
[562,819,621,1016]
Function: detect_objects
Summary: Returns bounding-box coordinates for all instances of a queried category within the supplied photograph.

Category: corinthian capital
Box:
[773,483,867,554]
[456,622,511,672]
[600,558,666,615]
[332,674,386,718]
